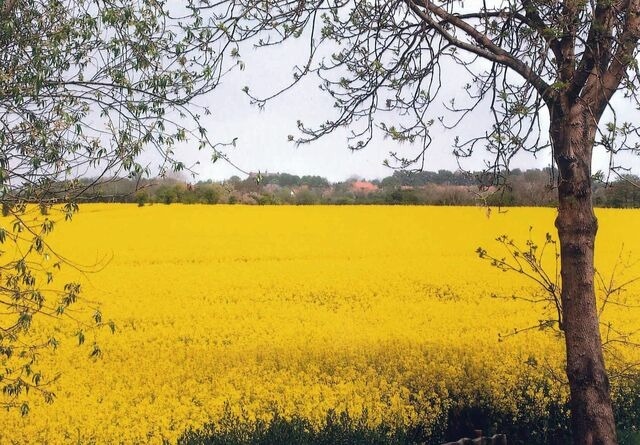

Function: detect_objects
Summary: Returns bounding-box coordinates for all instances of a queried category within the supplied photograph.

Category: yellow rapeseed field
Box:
[2,205,639,444]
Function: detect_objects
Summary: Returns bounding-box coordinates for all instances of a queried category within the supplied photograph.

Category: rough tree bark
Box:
[551,102,616,445]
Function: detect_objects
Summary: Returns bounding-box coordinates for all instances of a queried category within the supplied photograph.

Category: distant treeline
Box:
[70,169,640,208]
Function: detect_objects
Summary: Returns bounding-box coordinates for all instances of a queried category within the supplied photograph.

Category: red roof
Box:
[351,181,378,192]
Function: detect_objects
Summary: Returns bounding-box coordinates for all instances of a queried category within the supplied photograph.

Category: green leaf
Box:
[77,331,85,345]
[90,344,102,359]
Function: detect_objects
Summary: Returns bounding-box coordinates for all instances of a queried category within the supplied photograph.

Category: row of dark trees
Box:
[71,169,640,208]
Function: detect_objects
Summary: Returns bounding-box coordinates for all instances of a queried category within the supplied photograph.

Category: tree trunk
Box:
[552,104,617,445]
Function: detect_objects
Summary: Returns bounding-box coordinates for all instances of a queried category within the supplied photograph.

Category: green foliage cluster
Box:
[0,0,227,413]
[0,204,112,414]
[178,389,640,445]
[614,381,640,445]
[179,408,435,445]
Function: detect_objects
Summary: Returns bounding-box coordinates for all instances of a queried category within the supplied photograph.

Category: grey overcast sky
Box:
[170,34,640,183]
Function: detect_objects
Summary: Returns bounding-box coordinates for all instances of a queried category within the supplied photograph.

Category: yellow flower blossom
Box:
[1,205,638,444]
